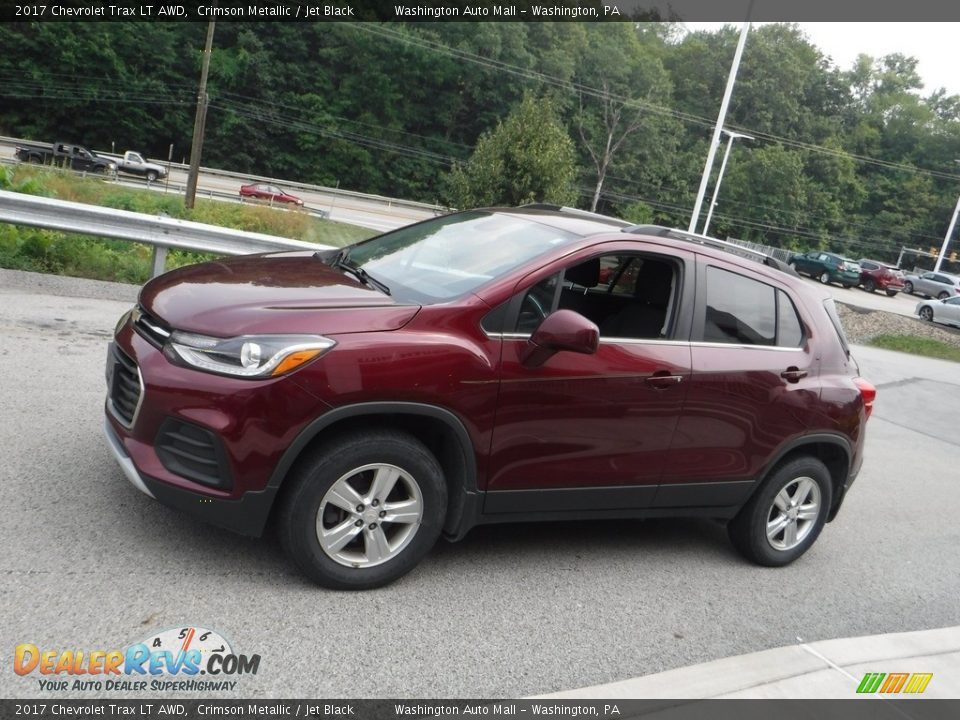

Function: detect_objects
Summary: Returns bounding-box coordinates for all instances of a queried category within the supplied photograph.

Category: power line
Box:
[347,23,960,185]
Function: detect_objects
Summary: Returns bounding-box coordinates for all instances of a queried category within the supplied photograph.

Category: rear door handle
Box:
[645,374,684,389]
[780,367,808,383]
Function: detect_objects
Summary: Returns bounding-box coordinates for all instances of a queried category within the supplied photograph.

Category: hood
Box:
[139,252,419,336]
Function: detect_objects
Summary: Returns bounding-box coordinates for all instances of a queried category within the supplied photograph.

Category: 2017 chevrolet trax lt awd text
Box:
[104,206,875,589]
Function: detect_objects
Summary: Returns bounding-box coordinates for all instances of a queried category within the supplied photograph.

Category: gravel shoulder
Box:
[835,300,960,349]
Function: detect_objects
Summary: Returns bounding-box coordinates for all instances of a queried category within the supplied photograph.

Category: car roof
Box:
[492,203,630,237]
[483,207,811,284]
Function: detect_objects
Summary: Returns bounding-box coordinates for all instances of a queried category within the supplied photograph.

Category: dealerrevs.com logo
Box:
[14,626,261,692]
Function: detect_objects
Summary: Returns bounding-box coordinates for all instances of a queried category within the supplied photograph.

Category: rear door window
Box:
[700,267,804,347]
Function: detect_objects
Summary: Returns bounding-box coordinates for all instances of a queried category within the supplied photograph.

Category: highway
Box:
[0,141,439,233]
[1,267,958,699]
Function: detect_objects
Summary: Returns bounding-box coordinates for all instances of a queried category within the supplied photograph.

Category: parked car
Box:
[239,182,304,206]
[902,271,960,300]
[104,206,875,589]
[857,259,905,296]
[916,296,960,328]
[789,251,861,288]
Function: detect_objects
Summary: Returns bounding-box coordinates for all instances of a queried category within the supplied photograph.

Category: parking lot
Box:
[794,274,921,317]
[1,268,958,699]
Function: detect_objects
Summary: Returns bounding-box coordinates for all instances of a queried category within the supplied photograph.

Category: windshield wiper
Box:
[317,248,391,296]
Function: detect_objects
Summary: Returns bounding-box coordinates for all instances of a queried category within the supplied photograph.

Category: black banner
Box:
[1,700,958,720]
[3,0,960,22]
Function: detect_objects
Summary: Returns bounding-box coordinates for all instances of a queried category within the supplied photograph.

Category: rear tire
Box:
[937,291,949,300]
[728,456,832,567]
[278,430,446,590]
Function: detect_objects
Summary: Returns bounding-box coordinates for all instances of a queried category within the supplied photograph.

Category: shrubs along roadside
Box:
[0,166,375,284]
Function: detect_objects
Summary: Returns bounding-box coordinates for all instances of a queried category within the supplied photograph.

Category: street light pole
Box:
[702,130,753,236]
[933,160,960,272]
[185,19,215,210]
[688,4,754,233]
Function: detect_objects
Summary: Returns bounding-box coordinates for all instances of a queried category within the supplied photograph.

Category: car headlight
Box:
[166,331,335,378]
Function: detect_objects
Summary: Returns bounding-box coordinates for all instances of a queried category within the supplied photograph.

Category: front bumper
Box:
[102,319,332,537]
[104,416,278,536]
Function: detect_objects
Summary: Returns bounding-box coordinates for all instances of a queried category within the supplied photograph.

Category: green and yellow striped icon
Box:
[856,672,933,694]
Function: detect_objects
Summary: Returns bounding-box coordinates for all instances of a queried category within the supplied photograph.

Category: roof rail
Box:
[623,224,799,277]
[518,203,632,227]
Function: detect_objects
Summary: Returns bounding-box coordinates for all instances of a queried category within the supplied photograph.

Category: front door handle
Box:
[645,373,684,389]
[780,366,808,383]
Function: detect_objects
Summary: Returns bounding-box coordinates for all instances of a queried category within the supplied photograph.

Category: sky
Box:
[684,23,960,98]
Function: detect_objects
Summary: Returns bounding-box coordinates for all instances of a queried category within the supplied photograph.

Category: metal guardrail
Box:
[0,189,332,277]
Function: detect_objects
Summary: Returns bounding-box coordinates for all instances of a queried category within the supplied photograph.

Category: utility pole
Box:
[185,19,215,210]
[688,3,754,234]
[933,160,960,272]
[703,130,754,236]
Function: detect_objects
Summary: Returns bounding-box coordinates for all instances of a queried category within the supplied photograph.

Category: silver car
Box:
[903,271,960,300]
[916,296,960,328]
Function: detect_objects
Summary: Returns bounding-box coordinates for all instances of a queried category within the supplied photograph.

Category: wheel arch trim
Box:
[267,401,478,493]
[754,433,853,512]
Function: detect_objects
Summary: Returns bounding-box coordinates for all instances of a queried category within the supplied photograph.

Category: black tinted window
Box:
[703,268,805,348]
[704,268,776,346]
[777,290,804,347]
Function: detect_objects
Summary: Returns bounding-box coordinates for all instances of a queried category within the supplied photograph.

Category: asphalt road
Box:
[0,145,433,233]
[1,268,958,700]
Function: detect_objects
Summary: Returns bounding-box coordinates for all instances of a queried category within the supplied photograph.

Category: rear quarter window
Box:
[822,298,850,356]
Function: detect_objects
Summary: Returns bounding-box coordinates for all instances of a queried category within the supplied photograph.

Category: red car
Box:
[239,182,304,206]
[104,206,875,589]
[858,258,905,296]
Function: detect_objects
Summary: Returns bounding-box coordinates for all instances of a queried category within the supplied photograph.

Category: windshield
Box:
[344,211,580,303]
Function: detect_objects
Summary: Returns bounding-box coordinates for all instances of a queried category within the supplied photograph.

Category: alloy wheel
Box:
[316,463,423,568]
[765,476,822,552]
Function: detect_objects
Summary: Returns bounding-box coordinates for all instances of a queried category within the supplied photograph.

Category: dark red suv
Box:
[104,206,875,589]
[857,258,905,297]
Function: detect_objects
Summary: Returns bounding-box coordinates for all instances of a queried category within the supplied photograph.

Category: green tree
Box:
[573,23,676,212]
[446,95,577,208]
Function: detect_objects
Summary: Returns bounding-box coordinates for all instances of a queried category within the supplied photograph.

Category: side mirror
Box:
[520,309,599,368]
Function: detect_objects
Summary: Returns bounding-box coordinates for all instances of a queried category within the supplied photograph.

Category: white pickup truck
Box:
[115,151,168,182]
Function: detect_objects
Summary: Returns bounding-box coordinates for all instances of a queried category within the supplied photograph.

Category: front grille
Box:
[109,346,142,427]
[133,306,171,348]
[155,419,232,489]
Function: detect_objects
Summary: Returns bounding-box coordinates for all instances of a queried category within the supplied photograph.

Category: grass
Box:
[868,334,960,363]
[0,165,376,284]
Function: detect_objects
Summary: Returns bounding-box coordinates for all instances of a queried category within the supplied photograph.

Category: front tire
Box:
[278,430,447,590]
[728,456,832,567]
[146,170,159,182]
[920,306,934,322]
[885,290,898,297]
[863,279,876,293]
[819,271,831,285]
